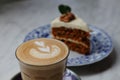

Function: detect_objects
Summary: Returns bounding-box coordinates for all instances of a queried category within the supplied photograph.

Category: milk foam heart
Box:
[35,41,45,47]
[30,41,60,59]
[35,41,50,53]
[38,46,50,53]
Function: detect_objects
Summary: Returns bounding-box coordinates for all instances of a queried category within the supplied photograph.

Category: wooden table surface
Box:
[0,0,120,80]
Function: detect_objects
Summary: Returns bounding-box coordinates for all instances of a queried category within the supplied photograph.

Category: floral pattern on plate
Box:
[24,24,113,66]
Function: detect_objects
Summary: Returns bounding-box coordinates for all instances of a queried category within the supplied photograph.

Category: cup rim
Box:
[15,38,70,67]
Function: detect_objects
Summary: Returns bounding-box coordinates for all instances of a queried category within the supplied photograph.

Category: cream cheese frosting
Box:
[51,16,90,32]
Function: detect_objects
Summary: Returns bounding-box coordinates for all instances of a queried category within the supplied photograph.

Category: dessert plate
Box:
[24,24,113,66]
[11,69,80,80]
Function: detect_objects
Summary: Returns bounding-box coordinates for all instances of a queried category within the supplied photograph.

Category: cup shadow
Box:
[68,48,117,76]
[11,72,22,80]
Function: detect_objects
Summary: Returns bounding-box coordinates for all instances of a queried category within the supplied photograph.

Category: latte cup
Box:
[16,38,69,80]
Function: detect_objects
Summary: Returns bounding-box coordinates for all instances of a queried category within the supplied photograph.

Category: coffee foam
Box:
[30,41,60,59]
[16,38,69,66]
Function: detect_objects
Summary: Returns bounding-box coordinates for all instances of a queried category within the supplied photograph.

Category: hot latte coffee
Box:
[16,38,69,66]
[16,38,69,80]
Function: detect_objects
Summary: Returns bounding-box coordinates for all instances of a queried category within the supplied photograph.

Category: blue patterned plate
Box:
[24,24,113,66]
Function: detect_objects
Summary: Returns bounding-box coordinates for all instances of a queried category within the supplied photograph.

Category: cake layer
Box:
[52,27,90,48]
[51,17,90,32]
[58,39,90,54]
[52,36,89,48]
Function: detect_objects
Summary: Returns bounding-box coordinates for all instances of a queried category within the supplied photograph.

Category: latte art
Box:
[35,41,50,52]
[16,38,69,66]
[30,41,60,58]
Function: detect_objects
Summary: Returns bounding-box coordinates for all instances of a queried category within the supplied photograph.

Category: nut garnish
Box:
[60,12,75,22]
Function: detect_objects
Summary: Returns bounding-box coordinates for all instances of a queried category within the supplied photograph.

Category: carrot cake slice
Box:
[51,4,91,55]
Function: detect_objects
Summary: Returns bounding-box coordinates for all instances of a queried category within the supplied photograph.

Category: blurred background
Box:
[0,0,120,80]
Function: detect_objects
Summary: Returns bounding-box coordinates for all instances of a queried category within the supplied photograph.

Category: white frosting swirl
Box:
[51,16,90,32]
